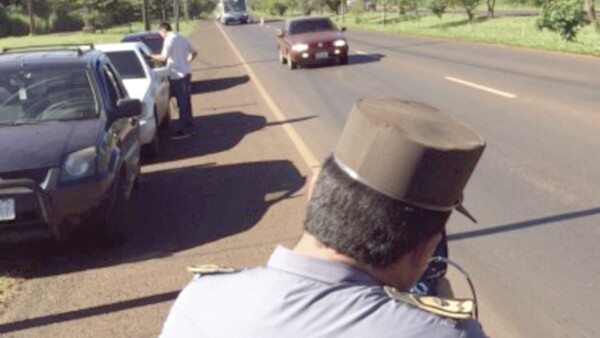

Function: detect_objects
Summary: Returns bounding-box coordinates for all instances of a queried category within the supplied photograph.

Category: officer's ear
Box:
[412,232,442,271]
[307,169,321,200]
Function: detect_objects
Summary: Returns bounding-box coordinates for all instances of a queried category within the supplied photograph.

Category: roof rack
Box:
[0,43,95,56]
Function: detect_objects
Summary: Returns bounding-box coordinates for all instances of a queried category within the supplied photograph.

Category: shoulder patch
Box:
[187,264,241,276]
[384,286,474,320]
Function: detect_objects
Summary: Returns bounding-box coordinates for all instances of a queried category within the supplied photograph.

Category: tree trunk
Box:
[142,0,151,31]
[486,0,495,18]
[27,0,36,36]
[584,0,596,21]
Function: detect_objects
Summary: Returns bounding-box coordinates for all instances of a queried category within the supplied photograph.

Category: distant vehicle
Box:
[96,42,171,158]
[277,17,349,70]
[0,45,142,243]
[216,0,252,25]
[121,31,164,54]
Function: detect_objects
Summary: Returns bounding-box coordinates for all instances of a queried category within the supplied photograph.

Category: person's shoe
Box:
[171,130,192,140]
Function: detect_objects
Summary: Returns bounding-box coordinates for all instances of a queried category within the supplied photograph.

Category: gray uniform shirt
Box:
[160,246,485,338]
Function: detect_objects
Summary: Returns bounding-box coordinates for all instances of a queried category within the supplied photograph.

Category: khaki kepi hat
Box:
[334,97,485,222]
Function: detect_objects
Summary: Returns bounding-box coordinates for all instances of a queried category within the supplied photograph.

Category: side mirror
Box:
[341,27,347,32]
[117,98,142,118]
[277,29,284,38]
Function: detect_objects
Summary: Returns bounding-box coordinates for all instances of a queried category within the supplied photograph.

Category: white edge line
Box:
[215,21,321,173]
[445,76,517,99]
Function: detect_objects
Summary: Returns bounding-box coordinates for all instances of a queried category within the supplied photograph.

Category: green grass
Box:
[0,20,199,49]
[255,6,600,56]
[335,12,600,56]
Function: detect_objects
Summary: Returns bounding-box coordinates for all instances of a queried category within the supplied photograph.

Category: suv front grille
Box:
[0,168,49,185]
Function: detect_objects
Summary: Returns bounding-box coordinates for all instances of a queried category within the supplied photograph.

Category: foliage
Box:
[0,5,30,37]
[51,0,85,31]
[295,0,315,15]
[429,0,447,18]
[188,0,217,17]
[272,1,289,15]
[536,0,586,41]
[325,0,342,14]
[460,0,482,21]
[397,0,416,14]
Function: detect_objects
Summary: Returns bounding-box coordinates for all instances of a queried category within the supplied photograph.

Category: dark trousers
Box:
[170,74,193,132]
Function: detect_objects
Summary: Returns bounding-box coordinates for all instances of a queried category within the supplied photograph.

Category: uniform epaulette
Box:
[187,264,241,276]
[384,286,475,320]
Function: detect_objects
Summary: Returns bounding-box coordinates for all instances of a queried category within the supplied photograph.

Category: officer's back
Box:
[161,97,488,338]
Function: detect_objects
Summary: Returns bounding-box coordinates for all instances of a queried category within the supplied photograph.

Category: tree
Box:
[536,0,586,41]
[460,0,482,21]
[486,0,495,18]
[324,0,341,14]
[26,0,35,35]
[429,0,447,18]
[583,0,596,22]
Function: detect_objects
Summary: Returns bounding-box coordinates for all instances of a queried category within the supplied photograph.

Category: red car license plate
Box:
[315,51,329,59]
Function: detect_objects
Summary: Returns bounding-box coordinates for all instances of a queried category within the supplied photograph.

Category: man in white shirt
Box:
[151,22,198,139]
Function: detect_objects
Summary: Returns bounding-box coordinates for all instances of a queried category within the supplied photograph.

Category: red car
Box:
[277,17,349,70]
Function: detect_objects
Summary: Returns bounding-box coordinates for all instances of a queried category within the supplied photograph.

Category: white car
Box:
[96,42,170,158]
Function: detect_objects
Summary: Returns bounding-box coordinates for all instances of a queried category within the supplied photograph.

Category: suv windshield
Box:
[105,51,147,79]
[289,19,336,35]
[0,68,98,125]
[224,0,246,13]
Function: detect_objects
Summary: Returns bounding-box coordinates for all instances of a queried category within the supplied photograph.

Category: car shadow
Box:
[300,53,385,70]
[191,75,250,94]
[0,111,311,278]
[0,160,305,278]
[348,53,385,65]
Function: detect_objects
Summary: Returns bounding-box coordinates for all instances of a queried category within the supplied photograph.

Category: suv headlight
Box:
[292,43,309,52]
[61,147,97,182]
[334,39,347,47]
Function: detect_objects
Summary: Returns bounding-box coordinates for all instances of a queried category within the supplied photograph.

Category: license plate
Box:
[315,51,329,59]
[0,199,16,221]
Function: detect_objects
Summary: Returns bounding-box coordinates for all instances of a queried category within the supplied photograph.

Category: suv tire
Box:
[94,171,129,242]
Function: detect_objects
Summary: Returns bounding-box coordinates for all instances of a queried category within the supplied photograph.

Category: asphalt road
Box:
[218,20,600,337]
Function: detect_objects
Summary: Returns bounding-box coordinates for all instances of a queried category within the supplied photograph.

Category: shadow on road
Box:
[191,75,250,94]
[348,53,385,65]
[0,290,180,334]
[193,58,279,72]
[448,207,600,241]
[145,111,315,164]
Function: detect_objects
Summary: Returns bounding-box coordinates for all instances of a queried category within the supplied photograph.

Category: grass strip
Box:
[0,20,199,49]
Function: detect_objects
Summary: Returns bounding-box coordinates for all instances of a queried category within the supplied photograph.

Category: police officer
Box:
[160,97,487,337]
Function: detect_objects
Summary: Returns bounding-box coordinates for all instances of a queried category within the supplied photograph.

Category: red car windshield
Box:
[288,19,336,35]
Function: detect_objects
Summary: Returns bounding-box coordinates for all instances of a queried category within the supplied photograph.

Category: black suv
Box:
[0,45,142,243]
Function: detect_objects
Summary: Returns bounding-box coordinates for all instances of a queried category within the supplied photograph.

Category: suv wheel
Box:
[94,171,129,242]
[143,114,160,159]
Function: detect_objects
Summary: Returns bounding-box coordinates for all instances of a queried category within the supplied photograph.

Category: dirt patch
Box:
[0,273,24,316]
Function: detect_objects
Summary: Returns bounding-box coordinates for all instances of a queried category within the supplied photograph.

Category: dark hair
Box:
[159,22,172,31]
[304,156,450,269]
